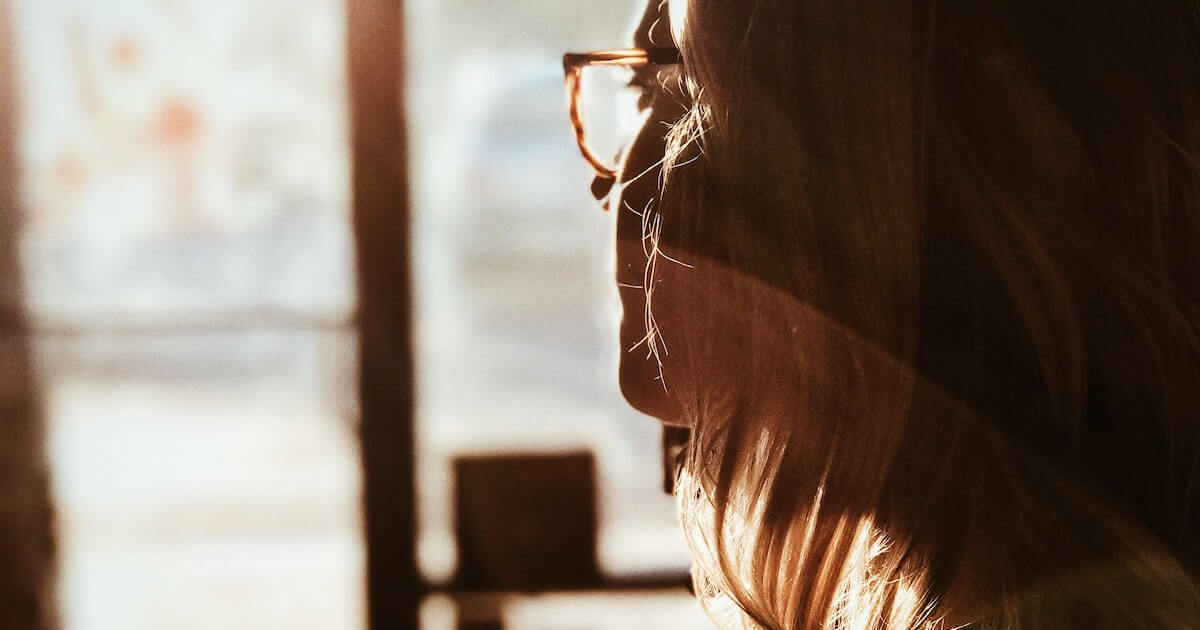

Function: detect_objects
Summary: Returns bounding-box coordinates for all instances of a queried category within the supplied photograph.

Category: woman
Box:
[569,0,1200,626]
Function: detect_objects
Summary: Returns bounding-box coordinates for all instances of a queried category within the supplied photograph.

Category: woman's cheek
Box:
[612,77,699,424]
[613,124,691,423]
[614,222,690,424]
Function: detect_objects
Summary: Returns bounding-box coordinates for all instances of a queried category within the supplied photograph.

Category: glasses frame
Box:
[562,47,683,180]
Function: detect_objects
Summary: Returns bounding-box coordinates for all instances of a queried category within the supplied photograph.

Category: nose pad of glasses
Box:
[591,175,616,205]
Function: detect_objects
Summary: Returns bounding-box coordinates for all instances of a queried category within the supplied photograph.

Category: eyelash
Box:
[633,86,655,112]
[628,73,658,111]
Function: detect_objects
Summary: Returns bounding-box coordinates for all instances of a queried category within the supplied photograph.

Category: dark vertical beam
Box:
[0,3,57,630]
[346,0,418,628]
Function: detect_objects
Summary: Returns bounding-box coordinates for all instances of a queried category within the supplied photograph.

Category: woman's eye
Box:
[635,88,655,112]
[628,75,657,112]
[626,65,688,115]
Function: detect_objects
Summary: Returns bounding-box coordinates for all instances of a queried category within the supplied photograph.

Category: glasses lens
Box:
[578,65,645,173]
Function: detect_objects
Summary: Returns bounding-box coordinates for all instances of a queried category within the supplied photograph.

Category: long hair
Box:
[641,0,1200,627]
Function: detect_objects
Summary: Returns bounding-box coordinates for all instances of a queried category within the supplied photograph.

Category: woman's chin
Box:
[618,378,688,426]
[617,330,688,426]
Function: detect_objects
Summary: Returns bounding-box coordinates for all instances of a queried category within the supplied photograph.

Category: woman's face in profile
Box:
[613,0,691,425]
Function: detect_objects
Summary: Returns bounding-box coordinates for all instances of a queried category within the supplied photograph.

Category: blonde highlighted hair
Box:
[641,0,1200,626]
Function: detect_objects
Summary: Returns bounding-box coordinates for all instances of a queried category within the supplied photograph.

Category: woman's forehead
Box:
[633,0,686,48]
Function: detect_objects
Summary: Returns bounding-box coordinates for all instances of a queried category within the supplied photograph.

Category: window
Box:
[406,0,691,584]
[9,0,709,627]
[13,1,363,628]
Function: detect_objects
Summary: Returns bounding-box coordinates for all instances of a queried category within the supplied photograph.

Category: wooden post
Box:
[346,0,419,628]
[0,2,58,629]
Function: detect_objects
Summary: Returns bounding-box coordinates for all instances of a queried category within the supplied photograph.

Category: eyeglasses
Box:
[562,48,683,185]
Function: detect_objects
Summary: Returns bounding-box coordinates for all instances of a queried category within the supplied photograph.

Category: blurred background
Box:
[1,0,711,628]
